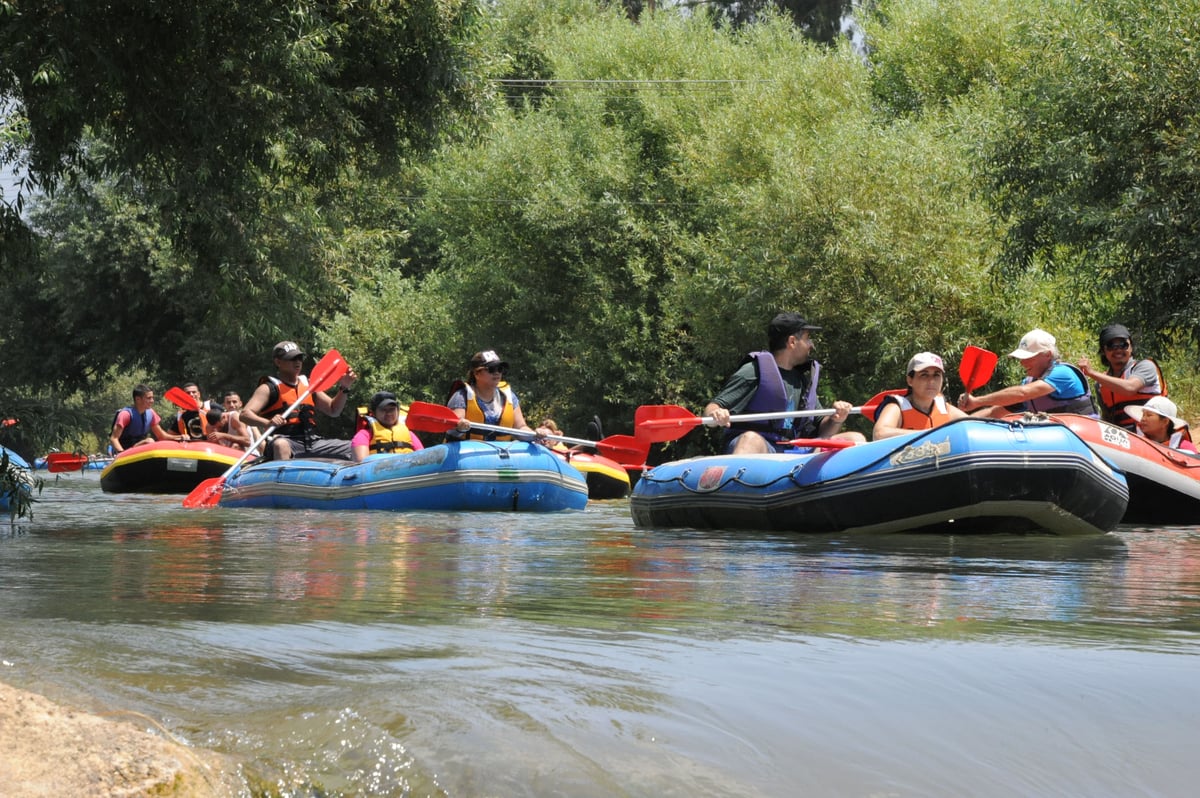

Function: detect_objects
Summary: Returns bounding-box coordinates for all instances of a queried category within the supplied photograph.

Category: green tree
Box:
[0,0,478,392]
[333,7,1014,446]
[982,0,1200,349]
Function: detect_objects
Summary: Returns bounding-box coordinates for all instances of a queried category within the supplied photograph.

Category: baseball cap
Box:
[273,341,305,359]
[769,312,822,339]
[1125,395,1187,429]
[469,350,507,369]
[906,352,945,374]
[369,391,400,413]
[1099,323,1132,348]
[1009,329,1056,360]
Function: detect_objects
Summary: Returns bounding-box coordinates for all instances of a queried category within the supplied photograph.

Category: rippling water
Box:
[3,471,1200,796]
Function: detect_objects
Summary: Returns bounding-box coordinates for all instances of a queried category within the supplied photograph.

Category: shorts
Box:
[272,435,353,461]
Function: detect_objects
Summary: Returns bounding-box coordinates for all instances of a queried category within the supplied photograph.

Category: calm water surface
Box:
[3,472,1200,797]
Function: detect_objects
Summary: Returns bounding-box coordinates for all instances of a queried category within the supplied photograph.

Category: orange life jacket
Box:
[262,376,316,439]
[883,394,955,431]
[1098,358,1167,430]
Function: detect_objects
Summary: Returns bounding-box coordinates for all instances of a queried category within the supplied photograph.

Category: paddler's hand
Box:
[707,406,731,427]
[958,393,979,412]
[830,401,852,424]
[337,367,358,390]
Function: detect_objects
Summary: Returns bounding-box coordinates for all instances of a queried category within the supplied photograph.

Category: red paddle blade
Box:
[310,349,348,392]
[182,477,225,509]
[165,386,200,412]
[405,401,461,433]
[634,405,704,442]
[860,389,909,422]
[960,346,999,393]
[46,452,89,472]
[597,434,650,466]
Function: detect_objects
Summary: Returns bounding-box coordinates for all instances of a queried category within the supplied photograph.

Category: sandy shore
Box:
[0,680,241,797]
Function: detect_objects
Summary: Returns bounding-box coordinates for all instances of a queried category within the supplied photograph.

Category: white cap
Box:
[1009,329,1056,360]
[1125,395,1187,428]
[906,352,945,374]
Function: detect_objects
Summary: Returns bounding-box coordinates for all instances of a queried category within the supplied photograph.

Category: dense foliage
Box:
[0,0,477,406]
[2,0,1199,457]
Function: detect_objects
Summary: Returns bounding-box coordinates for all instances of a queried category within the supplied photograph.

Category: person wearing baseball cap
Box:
[351,391,424,461]
[1076,323,1166,431]
[872,351,968,440]
[446,350,552,442]
[239,339,359,460]
[958,328,1098,418]
[1124,396,1196,453]
[702,311,866,454]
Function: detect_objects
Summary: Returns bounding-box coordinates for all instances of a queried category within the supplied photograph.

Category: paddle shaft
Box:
[647,405,865,430]
[457,420,594,447]
[219,378,329,477]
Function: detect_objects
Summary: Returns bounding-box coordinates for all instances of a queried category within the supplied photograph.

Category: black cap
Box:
[272,340,305,359]
[369,391,400,413]
[769,312,822,338]
[1099,323,1132,349]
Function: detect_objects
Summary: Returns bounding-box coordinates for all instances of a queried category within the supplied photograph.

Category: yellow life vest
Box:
[365,415,416,455]
[462,383,517,440]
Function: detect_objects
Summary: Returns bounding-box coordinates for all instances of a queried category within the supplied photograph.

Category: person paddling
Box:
[958,329,1097,418]
[239,341,358,460]
[704,312,864,454]
[447,350,550,441]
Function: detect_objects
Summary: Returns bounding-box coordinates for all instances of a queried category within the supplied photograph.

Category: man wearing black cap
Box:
[240,340,359,460]
[351,391,423,461]
[702,312,865,454]
[1077,323,1165,431]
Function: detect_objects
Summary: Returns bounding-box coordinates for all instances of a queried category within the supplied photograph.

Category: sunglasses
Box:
[1104,340,1131,350]
[283,355,305,362]
[477,363,508,375]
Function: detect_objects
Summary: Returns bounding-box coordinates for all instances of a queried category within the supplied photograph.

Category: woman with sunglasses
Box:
[447,350,550,441]
[1077,323,1166,431]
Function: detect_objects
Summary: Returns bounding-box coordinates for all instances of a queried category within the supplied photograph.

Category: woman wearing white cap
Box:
[958,328,1098,418]
[872,352,969,440]
[1125,396,1197,453]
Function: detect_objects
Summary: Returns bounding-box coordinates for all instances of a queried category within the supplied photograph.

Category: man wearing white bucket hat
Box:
[958,328,1098,418]
[1124,396,1197,453]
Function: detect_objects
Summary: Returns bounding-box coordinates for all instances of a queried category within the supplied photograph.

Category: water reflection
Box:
[4,477,1200,796]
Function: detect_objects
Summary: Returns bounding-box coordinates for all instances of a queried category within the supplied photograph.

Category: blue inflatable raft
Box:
[631,417,1128,536]
[1,445,33,515]
[217,440,589,512]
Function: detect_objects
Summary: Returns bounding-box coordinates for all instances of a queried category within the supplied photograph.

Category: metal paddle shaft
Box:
[405,402,648,465]
[634,390,904,443]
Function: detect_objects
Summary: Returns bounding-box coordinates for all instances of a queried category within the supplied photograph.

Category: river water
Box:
[2,471,1199,797]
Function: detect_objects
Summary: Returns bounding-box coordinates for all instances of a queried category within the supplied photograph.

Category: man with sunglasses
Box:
[1078,323,1165,431]
[240,340,359,460]
[447,350,549,441]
